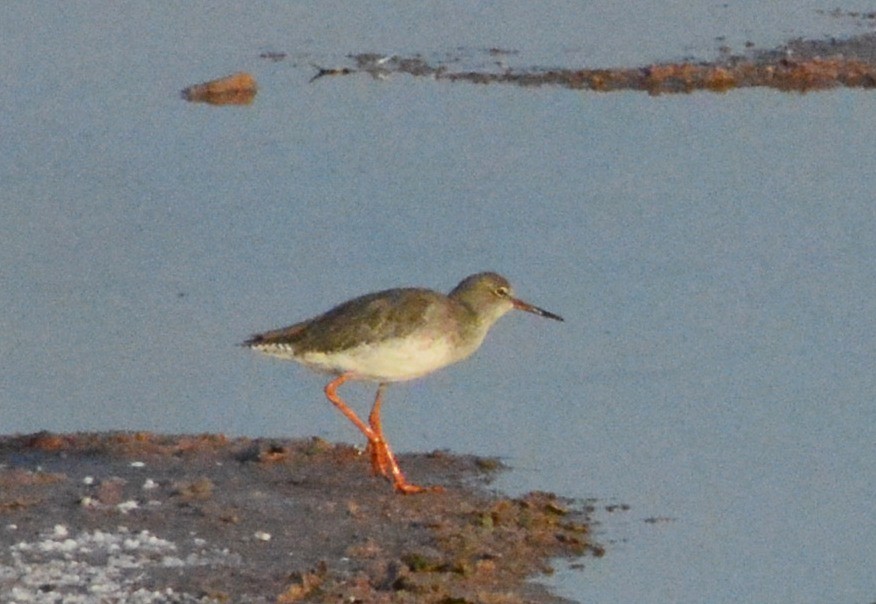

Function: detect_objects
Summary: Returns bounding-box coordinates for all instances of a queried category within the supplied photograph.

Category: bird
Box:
[243,272,564,494]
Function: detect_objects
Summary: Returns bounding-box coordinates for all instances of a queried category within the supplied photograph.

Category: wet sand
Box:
[0,433,602,602]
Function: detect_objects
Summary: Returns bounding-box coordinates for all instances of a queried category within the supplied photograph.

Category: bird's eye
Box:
[495,286,510,297]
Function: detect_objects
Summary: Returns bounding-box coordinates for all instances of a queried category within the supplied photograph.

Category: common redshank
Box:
[243,272,563,494]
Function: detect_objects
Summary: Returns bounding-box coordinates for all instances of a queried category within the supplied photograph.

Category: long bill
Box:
[511,298,564,322]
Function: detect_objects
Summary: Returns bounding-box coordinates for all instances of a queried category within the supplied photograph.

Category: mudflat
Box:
[0,432,601,603]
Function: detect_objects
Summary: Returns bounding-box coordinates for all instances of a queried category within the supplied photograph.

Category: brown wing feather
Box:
[244,288,460,354]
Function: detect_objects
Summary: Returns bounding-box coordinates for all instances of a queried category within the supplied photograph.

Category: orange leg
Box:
[324,374,439,494]
[366,383,391,477]
[324,375,388,477]
[324,374,378,441]
[366,384,441,494]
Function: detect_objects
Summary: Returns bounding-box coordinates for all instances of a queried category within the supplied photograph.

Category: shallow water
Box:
[2,3,875,603]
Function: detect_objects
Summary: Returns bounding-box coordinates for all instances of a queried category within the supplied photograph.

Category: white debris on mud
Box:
[0,524,239,603]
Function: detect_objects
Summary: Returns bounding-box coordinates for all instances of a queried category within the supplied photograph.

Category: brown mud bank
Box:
[307,32,876,93]
[0,432,603,603]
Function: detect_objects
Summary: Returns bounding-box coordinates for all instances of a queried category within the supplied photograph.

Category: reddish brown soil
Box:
[307,33,876,93]
[0,432,602,603]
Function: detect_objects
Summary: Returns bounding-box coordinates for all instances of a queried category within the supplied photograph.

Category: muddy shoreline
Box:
[185,32,876,106]
[309,32,876,93]
[0,432,602,603]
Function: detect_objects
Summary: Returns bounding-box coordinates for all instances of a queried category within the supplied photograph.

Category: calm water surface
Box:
[2,4,874,603]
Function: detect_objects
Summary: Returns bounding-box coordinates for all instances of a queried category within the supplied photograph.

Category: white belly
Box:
[296,335,471,382]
